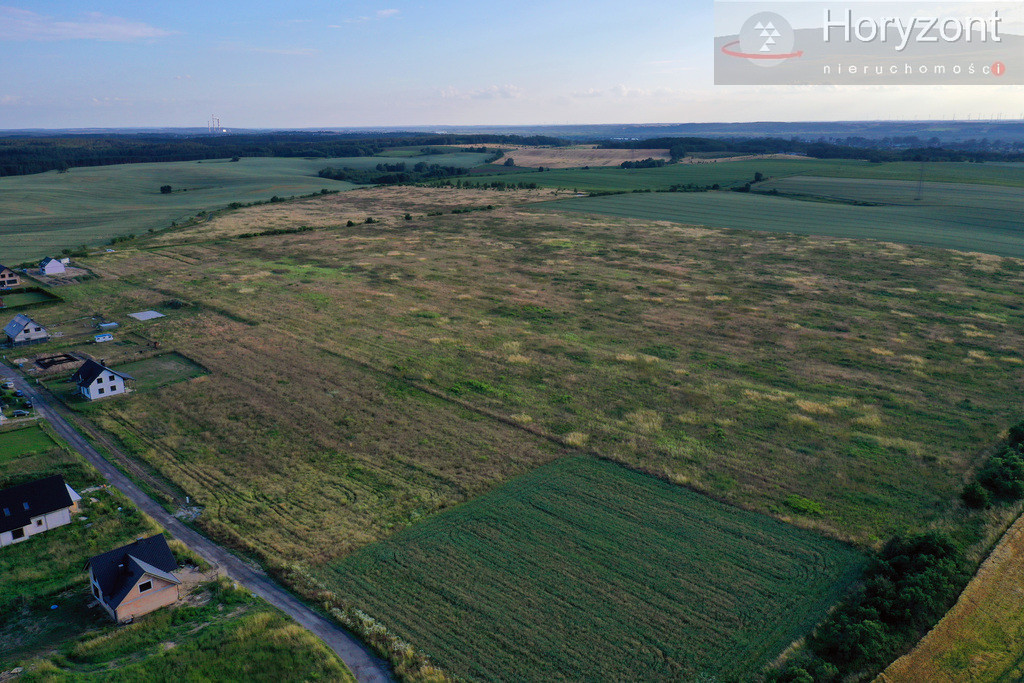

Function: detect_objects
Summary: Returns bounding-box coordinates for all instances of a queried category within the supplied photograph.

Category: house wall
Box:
[82,373,128,400]
[89,568,117,621]
[114,576,179,622]
[41,263,64,275]
[0,270,20,287]
[0,507,73,547]
[12,325,48,344]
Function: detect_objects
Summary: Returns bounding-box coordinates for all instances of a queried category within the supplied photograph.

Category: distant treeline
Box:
[318,161,471,185]
[0,132,563,177]
[598,136,1024,163]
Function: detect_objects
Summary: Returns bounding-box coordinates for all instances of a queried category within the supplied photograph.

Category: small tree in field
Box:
[160,185,172,194]
[504,158,515,166]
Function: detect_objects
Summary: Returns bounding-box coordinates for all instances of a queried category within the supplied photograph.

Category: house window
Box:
[11,528,24,540]
[108,375,115,381]
[138,580,152,593]
[2,508,8,517]
[23,502,29,510]
[97,376,103,383]
[35,519,43,526]
[98,388,105,395]
[33,327,40,332]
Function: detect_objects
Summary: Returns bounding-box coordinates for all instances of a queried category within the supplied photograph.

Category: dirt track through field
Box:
[7,366,395,683]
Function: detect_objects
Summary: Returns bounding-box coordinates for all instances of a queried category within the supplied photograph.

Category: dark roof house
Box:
[72,359,133,387]
[0,475,82,546]
[72,359,134,401]
[87,534,181,622]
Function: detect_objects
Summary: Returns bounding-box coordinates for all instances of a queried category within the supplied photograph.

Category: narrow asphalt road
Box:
[9,370,395,683]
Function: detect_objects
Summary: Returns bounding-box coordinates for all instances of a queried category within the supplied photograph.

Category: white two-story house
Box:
[71,359,133,401]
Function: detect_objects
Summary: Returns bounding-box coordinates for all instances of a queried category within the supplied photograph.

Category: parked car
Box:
[24,400,32,409]
[2,381,13,389]
[13,390,24,397]
[12,409,29,417]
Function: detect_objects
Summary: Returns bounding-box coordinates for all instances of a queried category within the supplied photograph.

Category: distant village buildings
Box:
[4,314,49,345]
[87,534,182,623]
[72,359,133,401]
[0,475,82,547]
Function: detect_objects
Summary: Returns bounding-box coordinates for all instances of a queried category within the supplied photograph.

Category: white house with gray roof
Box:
[4,314,49,345]
[40,257,65,276]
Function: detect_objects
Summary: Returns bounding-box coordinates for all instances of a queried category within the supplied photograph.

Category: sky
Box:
[0,0,1021,128]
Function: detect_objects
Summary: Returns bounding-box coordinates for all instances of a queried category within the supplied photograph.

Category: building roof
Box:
[4,314,37,338]
[71,359,133,387]
[0,475,80,534]
[87,534,181,609]
[40,257,59,266]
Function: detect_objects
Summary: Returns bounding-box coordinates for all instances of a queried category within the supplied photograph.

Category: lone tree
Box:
[160,185,172,194]
[504,157,515,167]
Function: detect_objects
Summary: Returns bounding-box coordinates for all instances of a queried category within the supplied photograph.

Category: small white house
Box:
[4,314,49,345]
[0,475,81,547]
[40,257,65,275]
[94,333,114,343]
[71,359,133,401]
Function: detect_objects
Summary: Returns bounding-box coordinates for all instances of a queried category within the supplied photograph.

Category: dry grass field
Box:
[40,185,1023,571]
[149,185,556,245]
[501,145,671,168]
[879,510,1024,683]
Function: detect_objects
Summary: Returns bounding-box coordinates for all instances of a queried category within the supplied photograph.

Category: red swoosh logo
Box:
[722,40,803,60]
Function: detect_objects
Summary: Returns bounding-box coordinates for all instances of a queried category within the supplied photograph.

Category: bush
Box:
[160,185,172,194]
[977,447,1024,500]
[961,481,991,508]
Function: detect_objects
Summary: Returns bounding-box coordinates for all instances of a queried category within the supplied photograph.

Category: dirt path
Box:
[9,368,395,683]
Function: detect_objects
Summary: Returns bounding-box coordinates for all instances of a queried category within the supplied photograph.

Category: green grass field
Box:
[0,424,56,464]
[0,152,493,263]
[319,456,865,681]
[547,185,1024,258]
[467,159,1024,192]
[0,290,60,310]
[115,352,208,391]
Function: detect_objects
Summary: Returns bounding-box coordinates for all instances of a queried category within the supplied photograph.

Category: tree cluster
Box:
[962,421,1024,508]
[318,163,468,185]
[619,158,666,169]
[771,533,968,682]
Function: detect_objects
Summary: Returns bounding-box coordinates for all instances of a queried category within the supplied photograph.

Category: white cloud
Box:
[0,6,174,41]
[335,9,401,25]
[441,84,523,100]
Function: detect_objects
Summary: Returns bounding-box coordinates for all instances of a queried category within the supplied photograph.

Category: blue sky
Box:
[0,1,1020,128]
